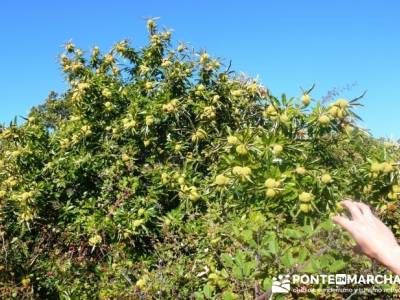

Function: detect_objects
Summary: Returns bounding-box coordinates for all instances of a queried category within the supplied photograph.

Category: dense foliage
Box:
[1,20,399,299]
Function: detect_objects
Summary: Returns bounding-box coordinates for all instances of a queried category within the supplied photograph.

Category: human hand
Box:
[332,199,400,274]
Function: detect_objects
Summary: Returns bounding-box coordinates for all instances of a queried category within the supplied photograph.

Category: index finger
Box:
[341,200,363,220]
[332,215,356,235]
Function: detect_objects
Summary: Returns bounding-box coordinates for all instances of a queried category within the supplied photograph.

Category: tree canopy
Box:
[0,20,399,299]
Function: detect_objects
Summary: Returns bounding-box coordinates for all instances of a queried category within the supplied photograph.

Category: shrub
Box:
[0,20,399,299]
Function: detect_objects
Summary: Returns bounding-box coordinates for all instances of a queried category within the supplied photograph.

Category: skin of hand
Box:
[332,199,400,275]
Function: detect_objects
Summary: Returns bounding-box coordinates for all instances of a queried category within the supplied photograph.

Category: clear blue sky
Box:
[1,0,399,139]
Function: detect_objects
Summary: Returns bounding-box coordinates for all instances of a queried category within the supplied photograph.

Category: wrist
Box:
[379,245,400,275]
